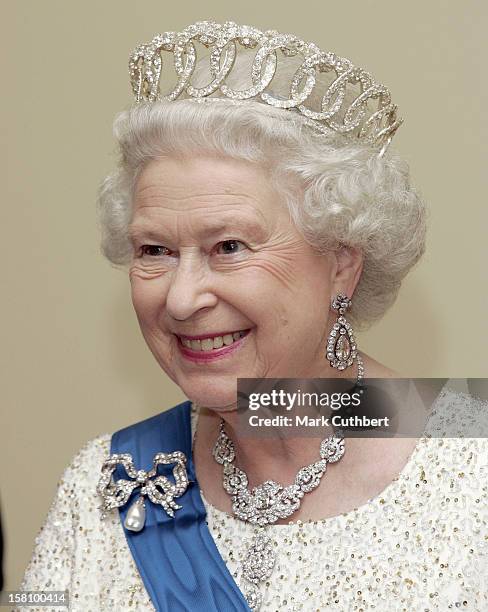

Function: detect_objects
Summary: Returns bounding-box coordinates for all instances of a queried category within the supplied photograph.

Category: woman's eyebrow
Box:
[128,217,264,242]
[196,217,264,235]
[128,225,164,243]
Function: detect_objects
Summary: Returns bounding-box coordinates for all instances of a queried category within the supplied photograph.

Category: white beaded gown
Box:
[19,387,488,611]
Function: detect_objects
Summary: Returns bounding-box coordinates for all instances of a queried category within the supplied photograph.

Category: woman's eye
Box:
[216,240,246,255]
[140,245,171,257]
[138,241,246,258]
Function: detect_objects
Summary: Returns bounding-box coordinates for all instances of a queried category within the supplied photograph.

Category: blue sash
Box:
[111,400,251,612]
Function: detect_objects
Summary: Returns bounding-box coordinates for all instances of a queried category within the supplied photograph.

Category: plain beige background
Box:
[1,0,487,591]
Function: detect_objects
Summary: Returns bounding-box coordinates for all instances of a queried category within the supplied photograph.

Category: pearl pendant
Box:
[124,497,146,532]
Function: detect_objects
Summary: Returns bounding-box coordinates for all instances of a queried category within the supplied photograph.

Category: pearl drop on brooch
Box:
[124,497,146,532]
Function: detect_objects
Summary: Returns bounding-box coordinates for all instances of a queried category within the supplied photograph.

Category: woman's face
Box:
[129,155,360,410]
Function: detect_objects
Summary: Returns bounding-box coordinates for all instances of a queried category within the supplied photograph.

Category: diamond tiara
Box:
[128,20,403,152]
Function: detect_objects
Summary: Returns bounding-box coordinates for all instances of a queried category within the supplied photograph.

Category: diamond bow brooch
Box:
[97,451,189,531]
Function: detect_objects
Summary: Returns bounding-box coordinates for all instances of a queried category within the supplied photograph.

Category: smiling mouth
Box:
[177,329,251,352]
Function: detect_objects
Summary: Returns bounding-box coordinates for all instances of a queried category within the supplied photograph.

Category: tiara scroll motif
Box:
[128,21,403,151]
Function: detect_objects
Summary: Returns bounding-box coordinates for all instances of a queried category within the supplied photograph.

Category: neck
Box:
[193,360,363,488]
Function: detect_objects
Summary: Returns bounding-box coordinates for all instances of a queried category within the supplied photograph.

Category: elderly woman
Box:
[20,21,487,612]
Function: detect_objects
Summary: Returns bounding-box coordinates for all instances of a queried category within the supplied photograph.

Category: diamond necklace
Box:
[211,356,364,611]
[212,421,346,609]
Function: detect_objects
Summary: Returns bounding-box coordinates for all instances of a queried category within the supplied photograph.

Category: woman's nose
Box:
[165,254,218,321]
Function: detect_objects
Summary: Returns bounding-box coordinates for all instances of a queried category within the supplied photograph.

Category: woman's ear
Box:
[330,245,363,297]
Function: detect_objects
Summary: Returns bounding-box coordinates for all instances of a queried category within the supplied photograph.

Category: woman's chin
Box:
[173,373,246,411]
[184,383,239,411]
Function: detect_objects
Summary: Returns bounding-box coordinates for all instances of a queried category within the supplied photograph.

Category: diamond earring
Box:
[326,294,357,371]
